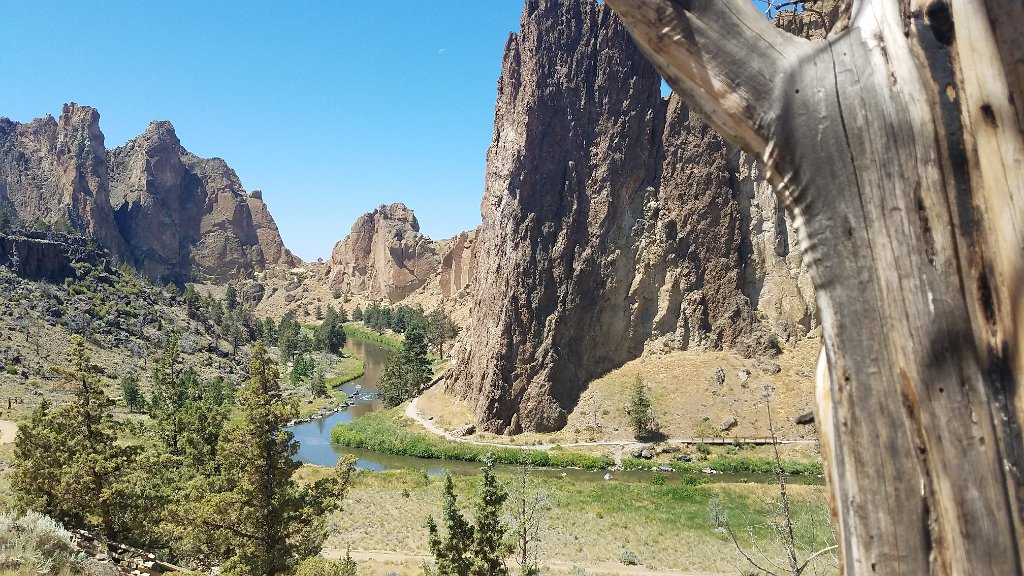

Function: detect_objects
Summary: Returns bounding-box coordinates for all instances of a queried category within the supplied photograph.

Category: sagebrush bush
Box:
[0,511,82,576]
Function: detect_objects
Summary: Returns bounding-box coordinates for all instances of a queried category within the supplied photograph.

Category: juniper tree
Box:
[188,342,353,576]
[12,336,124,537]
[427,474,475,576]
[121,374,145,413]
[626,374,656,440]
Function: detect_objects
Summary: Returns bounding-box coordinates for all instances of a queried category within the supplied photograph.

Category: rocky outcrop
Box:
[0,104,296,284]
[438,229,476,300]
[327,203,439,302]
[108,121,298,284]
[0,104,129,259]
[0,231,107,282]
[447,0,817,433]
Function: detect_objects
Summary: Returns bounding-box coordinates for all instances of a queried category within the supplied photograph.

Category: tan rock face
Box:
[438,229,476,300]
[0,104,296,285]
[0,103,128,260]
[107,121,298,283]
[327,203,440,302]
[446,0,817,433]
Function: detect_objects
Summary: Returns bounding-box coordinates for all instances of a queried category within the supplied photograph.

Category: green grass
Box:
[327,353,365,387]
[343,324,403,349]
[331,408,822,475]
[331,409,614,469]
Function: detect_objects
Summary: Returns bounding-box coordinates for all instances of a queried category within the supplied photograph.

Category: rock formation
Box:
[108,121,297,283]
[326,203,440,302]
[0,230,107,282]
[437,229,476,301]
[0,103,297,284]
[0,104,129,260]
[447,0,817,433]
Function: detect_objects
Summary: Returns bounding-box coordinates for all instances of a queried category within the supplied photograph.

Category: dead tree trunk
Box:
[605,0,1024,573]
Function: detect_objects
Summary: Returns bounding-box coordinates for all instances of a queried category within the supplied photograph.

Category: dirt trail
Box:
[325,548,732,576]
[405,396,814,451]
[0,420,16,444]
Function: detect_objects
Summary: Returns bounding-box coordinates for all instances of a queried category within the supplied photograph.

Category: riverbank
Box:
[312,467,835,574]
[330,407,823,475]
[342,324,403,349]
[326,354,365,387]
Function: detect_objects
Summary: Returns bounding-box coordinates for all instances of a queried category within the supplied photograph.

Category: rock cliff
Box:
[447,0,817,433]
[108,121,297,283]
[0,230,108,282]
[0,104,129,260]
[0,104,296,284]
[326,203,440,302]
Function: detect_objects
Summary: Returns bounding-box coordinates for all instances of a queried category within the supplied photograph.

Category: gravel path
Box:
[325,548,734,576]
[404,396,815,451]
[0,420,16,444]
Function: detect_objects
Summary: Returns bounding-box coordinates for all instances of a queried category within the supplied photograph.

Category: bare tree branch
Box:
[605,0,808,156]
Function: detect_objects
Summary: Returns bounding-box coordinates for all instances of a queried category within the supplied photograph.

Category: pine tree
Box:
[470,457,510,576]
[425,308,461,357]
[193,342,353,576]
[277,311,303,360]
[225,283,238,310]
[121,374,145,413]
[310,367,328,398]
[352,305,364,322]
[314,307,347,354]
[262,316,277,343]
[376,325,432,407]
[427,474,475,576]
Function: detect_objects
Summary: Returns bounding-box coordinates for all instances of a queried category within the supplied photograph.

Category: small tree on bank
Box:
[626,375,657,440]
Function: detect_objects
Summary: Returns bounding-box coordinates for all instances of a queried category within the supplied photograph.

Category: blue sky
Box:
[0,1,527,261]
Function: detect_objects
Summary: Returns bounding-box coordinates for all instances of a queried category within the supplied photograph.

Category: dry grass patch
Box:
[565,340,821,443]
[323,468,834,574]
[416,386,474,430]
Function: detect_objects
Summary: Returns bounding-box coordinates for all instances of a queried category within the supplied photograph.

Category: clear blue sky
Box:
[0,1,526,261]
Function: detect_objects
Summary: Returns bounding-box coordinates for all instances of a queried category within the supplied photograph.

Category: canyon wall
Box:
[447,0,816,433]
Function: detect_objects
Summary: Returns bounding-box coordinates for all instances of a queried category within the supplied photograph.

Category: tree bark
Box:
[606,0,1024,573]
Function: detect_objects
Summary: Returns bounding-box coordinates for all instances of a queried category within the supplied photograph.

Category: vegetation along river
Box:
[288,335,812,485]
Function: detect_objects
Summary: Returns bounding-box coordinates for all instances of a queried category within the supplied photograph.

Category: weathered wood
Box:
[606,0,1024,573]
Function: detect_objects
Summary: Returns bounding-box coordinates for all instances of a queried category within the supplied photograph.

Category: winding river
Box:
[287,336,809,484]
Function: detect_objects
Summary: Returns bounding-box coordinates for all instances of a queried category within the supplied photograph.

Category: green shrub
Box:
[681,473,709,486]
[619,549,640,565]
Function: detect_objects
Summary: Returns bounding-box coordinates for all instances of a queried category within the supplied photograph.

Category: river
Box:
[287,335,813,485]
